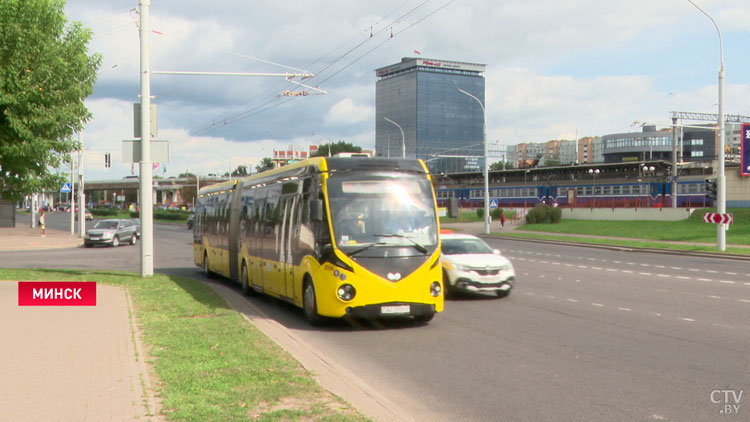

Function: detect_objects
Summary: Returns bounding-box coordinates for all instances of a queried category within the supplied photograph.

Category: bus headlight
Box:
[430,281,442,297]
[337,284,356,301]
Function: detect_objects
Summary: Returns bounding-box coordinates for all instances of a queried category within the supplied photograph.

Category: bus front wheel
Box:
[303,280,322,326]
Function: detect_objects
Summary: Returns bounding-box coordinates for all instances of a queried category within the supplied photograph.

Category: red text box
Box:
[18,282,97,306]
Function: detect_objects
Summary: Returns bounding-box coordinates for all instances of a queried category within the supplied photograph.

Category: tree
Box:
[231,165,248,177]
[0,0,101,202]
[311,141,362,157]
[255,157,274,173]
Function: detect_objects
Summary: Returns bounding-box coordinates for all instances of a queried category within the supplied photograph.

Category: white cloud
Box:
[324,98,374,126]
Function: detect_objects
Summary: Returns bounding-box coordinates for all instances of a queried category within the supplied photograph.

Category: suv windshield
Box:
[94,221,119,230]
[326,171,437,253]
[441,238,494,255]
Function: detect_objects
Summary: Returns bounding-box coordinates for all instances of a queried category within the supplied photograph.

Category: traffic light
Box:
[104,153,111,168]
[705,178,717,200]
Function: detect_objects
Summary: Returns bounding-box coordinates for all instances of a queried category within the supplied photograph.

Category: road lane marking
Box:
[725,272,737,275]
[676,276,690,280]
[592,267,602,270]
[655,265,666,269]
[680,318,695,322]
[657,274,671,278]
[566,299,579,303]
[688,269,700,272]
[670,267,682,270]
[545,295,555,299]
[591,303,605,307]
[739,299,750,303]
[607,268,618,272]
[707,270,718,274]
[719,280,736,284]
[623,270,634,274]
[639,272,652,276]
[697,278,712,282]
[617,307,632,312]
[709,295,722,299]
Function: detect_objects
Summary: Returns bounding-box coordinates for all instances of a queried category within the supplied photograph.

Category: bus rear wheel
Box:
[203,253,212,278]
[303,281,322,326]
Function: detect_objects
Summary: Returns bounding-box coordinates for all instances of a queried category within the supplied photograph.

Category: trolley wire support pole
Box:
[139,0,154,276]
[457,88,489,235]
[688,0,726,251]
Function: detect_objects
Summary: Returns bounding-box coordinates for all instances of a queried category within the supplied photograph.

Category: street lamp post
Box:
[588,168,600,208]
[456,88,489,235]
[688,0,726,251]
[642,165,655,207]
[383,117,405,159]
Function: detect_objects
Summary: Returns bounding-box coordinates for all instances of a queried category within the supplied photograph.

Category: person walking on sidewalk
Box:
[39,211,46,237]
[499,210,506,229]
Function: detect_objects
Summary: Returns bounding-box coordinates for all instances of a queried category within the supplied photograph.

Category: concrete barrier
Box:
[561,207,696,221]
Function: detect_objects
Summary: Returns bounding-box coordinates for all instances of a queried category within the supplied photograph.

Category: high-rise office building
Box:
[375,57,486,173]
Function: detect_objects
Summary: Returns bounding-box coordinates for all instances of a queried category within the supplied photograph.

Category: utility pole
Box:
[671,117,678,208]
[139,0,154,276]
[78,133,85,237]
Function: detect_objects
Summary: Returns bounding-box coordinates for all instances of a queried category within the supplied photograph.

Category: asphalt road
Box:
[4,212,749,421]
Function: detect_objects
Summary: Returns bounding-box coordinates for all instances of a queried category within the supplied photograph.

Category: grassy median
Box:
[498,207,750,255]
[0,269,369,422]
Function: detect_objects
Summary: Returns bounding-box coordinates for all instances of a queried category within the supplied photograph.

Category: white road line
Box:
[709,295,722,299]
[566,299,579,303]
[640,264,650,267]
[719,280,736,284]
[676,276,690,280]
[623,270,634,274]
[617,307,632,312]
[606,269,618,272]
[706,270,718,274]
[745,283,750,286]
[578,265,588,269]
[639,272,652,276]
[725,272,738,275]
[613,261,622,264]
[739,299,750,303]
[688,269,700,272]
[564,264,574,267]
[592,267,602,270]
[654,313,662,317]
[655,265,666,269]
[697,278,712,282]
[670,267,682,270]
[591,303,605,307]
[680,318,695,322]
[545,295,555,299]
[525,292,534,295]
[657,274,671,278]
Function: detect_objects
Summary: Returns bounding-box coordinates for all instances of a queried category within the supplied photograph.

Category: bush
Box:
[491,208,503,219]
[525,203,562,224]
[91,208,119,217]
[476,207,484,219]
[128,210,189,221]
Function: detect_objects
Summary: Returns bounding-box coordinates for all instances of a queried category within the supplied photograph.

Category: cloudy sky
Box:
[63,0,750,181]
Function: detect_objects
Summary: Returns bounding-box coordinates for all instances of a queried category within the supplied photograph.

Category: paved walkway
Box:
[0,225,83,251]
[0,225,161,421]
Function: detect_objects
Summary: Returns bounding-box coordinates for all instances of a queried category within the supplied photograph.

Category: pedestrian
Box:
[499,210,506,229]
[39,211,46,237]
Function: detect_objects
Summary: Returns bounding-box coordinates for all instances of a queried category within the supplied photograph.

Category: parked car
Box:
[186,214,194,230]
[440,233,516,297]
[84,219,139,247]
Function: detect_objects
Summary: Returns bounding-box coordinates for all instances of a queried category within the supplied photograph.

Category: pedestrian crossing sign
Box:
[490,199,498,209]
[60,182,72,193]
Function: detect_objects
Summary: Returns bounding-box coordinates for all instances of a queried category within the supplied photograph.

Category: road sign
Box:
[703,212,733,225]
[60,182,71,193]
[490,199,498,209]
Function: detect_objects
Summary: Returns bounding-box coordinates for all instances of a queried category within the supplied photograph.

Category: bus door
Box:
[274,196,294,299]
[228,181,243,283]
[282,195,299,300]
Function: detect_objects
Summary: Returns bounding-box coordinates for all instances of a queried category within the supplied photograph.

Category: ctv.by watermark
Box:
[710,389,743,415]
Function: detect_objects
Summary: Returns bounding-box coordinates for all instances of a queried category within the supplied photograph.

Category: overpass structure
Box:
[81,176,228,209]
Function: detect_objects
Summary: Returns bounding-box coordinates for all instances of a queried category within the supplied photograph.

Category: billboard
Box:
[742,123,750,177]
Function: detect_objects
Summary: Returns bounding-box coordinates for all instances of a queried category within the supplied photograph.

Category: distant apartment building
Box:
[375,57,486,174]
[577,136,602,164]
[272,145,318,168]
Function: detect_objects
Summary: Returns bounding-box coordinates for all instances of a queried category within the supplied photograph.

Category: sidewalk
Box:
[0,225,161,421]
[0,225,83,251]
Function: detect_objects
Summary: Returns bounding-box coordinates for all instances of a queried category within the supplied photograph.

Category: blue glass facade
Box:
[376,58,486,173]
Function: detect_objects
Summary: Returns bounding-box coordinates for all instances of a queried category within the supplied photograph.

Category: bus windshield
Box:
[327,171,438,253]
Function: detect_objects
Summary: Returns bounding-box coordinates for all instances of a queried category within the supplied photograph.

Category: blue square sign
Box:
[60,182,72,193]
[742,123,750,177]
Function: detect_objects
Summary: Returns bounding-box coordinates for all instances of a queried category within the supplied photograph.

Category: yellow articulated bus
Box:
[193,157,444,324]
